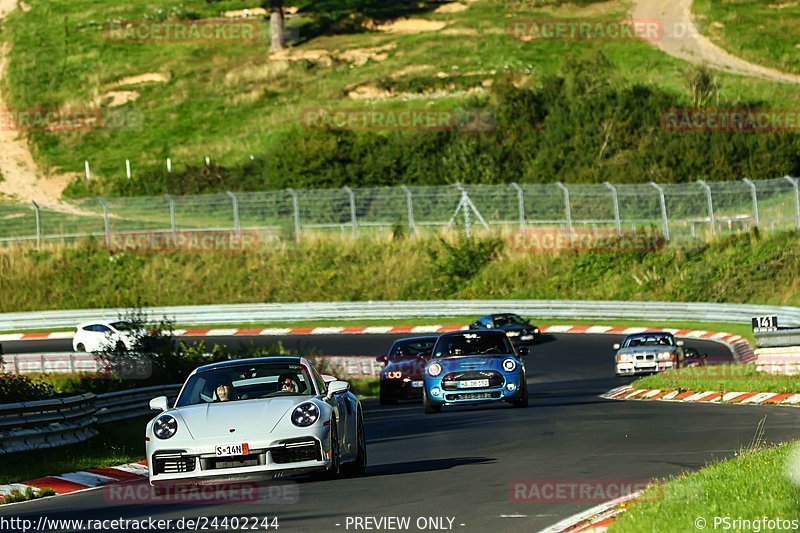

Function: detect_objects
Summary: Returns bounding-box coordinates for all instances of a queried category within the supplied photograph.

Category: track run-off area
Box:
[2,332,799,533]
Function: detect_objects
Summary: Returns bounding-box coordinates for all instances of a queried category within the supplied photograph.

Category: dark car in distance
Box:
[377,336,438,405]
[469,313,540,345]
[682,346,708,368]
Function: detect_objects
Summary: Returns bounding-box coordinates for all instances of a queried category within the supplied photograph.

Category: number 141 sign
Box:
[752,316,778,332]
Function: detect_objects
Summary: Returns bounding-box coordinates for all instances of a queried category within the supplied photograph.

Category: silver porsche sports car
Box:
[146,356,366,485]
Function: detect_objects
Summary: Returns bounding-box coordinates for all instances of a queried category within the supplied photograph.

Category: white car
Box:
[146,356,366,485]
[72,320,145,353]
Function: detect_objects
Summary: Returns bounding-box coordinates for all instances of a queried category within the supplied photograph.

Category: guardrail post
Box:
[343,186,357,238]
[226,191,240,235]
[400,185,415,234]
[31,200,41,249]
[649,182,670,241]
[696,180,715,236]
[555,182,572,234]
[286,189,301,242]
[785,176,800,229]
[97,197,110,247]
[510,182,526,229]
[164,194,177,244]
[742,178,759,228]
[604,182,621,235]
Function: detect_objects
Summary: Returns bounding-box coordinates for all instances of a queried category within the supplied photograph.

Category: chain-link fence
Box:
[2,177,799,246]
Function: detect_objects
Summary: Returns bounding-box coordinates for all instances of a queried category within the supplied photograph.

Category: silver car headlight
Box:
[153,415,178,440]
[292,403,320,427]
[616,354,632,363]
[657,352,674,361]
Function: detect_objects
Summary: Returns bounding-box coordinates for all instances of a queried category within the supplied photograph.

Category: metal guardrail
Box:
[0,385,180,455]
[754,329,800,348]
[0,353,100,374]
[2,300,800,331]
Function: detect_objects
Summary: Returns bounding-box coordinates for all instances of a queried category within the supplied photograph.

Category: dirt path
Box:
[0,0,70,207]
[632,0,800,84]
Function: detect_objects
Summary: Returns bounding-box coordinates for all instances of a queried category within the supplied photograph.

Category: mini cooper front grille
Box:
[153,452,196,475]
[445,391,502,401]
[271,438,321,464]
[441,370,503,391]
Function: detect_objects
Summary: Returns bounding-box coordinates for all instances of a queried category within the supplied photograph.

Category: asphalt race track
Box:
[3,333,800,533]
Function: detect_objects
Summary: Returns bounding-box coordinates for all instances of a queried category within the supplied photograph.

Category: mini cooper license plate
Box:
[215,443,250,457]
[458,379,489,389]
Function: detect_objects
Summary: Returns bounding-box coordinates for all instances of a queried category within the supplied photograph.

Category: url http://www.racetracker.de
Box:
[695,516,800,531]
[1,515,280,532]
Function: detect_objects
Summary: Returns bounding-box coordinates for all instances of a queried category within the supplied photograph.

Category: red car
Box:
[376,336,438,405]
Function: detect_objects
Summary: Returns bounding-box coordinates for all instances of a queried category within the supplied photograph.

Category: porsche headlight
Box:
[616,354,632,363]
[292,403,320,427]
[502,358,517,372]
[657,352,674,361]
[428,362,442,377]
[153,415,178,440]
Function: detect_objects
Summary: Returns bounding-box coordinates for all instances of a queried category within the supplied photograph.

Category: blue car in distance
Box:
[423,330,528,414]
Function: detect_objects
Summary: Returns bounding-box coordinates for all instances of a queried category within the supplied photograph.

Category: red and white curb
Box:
[538,491,643,532]
[602,385,800,406]
[0,461,148,504]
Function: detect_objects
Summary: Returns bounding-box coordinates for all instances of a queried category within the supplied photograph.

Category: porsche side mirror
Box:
[149,396,169,412]
[676,340,684,346]
[376,355,388,364]
[613,343,621,350]
[517,346,529,356]
[327,380,350,399]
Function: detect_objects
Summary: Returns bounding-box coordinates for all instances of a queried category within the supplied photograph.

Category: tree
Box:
[269,0,285,52]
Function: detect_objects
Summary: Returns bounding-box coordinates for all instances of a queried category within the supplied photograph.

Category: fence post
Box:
[555,182,572,234]
[785,176,800,229]
[343,186,357,238]
[226,191,240,235]
[400,185,415,233]
[742,178,759,228]
[286,188,301,242]
[696,180,715,235]
[97,197,110,247]
[31,200,41,248]
[510,182,526,229]
[649,182,670,241]
[164,194,177,244]
[604,182,621,235]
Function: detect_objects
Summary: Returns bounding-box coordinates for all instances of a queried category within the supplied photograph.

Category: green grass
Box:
[348,378,380,398]
[632,365,800,395]
[0,416,148,485]
[1,487,56,504]
[612,442,800,532]
[693,0,800,75]
[4,0,800,194]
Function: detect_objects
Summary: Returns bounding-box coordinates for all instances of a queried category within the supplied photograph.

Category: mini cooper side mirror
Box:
[613,343,621,350]
[327,380,350,399]
[676,340,684,347]
[150,395,169,412]
[517,346,529,356]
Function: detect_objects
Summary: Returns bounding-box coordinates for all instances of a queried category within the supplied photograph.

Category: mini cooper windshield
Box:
[176,362,317,406]
[433,332,514,357]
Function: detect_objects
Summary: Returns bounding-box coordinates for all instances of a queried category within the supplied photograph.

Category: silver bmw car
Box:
[613,332,684,376]
[146,356,366,485]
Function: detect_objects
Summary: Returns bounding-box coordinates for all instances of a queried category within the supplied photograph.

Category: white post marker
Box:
[84,160,91,180]
[126,159,132,179]
[167,158,172,173]
[205,156,211,167]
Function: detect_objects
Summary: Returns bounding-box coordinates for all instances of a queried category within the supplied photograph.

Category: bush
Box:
[0,374,54,403]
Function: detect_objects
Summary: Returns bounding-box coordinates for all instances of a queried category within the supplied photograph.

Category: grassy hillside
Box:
[2,0,800,196]
[693,0,800,75]
[2,228,800,312]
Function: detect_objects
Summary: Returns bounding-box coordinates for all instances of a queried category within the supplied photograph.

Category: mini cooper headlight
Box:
[292,403,320,427]
[502,358,517,372]
[428,362,442,377]
[153,415,178,440]
[657,352,674,361]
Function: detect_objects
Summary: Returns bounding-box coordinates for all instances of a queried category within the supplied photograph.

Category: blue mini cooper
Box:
[422,330,528,414]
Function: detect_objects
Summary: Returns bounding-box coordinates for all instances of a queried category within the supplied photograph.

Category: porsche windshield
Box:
[176,362,316,407]
[433,333,514,357]
[623,335,674,348]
